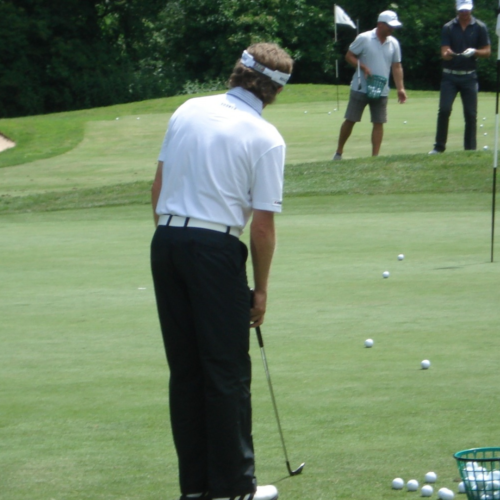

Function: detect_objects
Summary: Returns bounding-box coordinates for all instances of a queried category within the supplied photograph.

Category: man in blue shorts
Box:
[428,0,490,154]
[333,10,407,160]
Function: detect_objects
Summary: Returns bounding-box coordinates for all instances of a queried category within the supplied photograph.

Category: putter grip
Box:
[256,326,264,348]
[250,289,265,347]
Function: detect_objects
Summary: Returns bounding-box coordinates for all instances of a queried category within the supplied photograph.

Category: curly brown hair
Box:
[228,43,293,106]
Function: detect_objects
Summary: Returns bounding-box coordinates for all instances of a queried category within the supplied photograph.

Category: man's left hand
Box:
[397,89,407,104]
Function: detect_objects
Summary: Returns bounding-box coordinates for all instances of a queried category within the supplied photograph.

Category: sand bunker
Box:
[0,133,15,152]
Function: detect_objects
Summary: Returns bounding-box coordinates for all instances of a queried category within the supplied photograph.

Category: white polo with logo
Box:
[156,87,286,233]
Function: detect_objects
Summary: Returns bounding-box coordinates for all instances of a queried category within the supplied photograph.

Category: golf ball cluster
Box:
[391,471,468,497]
[462,462,500,498]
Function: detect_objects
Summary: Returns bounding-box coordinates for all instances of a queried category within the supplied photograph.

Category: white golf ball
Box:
[480,124,484,128]
[328,111,331,115]
[383,271,390,278]
[398,254,404,261]
[425,471,438,483]
[404,121,407,124]
[421,359,431,369]
[483,117,487,120]
[365,339,374,348]
[484,146,489,150]
[484,132,488,136]
[438,487,455,500]
[392,478,405,489]
[422,485,434,497]
[407,479,419,491]
[458,481,466,493]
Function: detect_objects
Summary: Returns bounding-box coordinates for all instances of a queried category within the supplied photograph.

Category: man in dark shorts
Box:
[333,10,407,160]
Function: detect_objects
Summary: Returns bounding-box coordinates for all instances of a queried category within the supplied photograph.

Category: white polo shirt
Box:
[349,28,402,97]
[156,87,286,231]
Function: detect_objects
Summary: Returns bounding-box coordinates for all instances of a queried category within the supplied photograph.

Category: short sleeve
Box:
[251,145,285,212]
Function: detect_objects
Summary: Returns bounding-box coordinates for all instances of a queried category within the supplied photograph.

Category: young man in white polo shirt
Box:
[150,43,293,500]
[333,10,407,159]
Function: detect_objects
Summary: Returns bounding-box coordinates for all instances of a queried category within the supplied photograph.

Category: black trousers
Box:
[434,72,478,152]
[150,225,256,498]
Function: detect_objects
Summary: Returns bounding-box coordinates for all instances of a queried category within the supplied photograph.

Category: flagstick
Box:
[334,5,339,110]
[492,5,500,262]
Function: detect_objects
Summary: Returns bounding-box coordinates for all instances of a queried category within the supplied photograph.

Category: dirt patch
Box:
[0,132,15,152]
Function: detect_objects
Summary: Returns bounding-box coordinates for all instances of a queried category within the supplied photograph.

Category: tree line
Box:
[0,0,497,118]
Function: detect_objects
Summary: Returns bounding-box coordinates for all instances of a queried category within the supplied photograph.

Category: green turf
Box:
[1,86,500,500]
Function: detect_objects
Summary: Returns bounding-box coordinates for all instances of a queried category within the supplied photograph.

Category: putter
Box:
[254,323,305,476]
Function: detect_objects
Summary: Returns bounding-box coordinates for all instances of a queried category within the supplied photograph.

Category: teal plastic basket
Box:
[454,447,500,500]
[366,74,387,100]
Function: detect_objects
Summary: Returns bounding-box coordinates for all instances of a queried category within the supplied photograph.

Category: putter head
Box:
[287,462,305,476]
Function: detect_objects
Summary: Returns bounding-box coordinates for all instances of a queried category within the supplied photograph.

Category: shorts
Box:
[345,90,388,124]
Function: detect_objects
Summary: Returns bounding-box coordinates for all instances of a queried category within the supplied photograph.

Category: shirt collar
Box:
[453,16,476,25]
[227,87,263,115]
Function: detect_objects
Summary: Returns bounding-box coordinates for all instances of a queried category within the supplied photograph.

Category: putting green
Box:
[1,193,499,500]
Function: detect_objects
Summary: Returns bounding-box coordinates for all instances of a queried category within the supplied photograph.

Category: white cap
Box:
[378,10,402,28]
[456,0,473,10]
[240,50,291,86]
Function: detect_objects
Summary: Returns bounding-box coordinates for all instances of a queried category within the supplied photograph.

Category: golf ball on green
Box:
[407,479,419,491]
[398,254,404,261]
[392,478,405,490]
[383,271,390,278]
[421,485,434,497]
[421,359,431,370]
[425,471,437,483]
[438,487,454,500]
[365,339,374,348]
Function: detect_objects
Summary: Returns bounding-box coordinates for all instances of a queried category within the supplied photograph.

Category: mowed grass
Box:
[1,85,500,500]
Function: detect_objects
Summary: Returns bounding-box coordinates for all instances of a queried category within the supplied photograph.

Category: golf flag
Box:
[334,5,356,29]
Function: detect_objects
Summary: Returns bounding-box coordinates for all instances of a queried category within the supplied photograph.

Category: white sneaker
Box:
[428,149,442,155]
[333,152,342,160]
[213,484,278,500]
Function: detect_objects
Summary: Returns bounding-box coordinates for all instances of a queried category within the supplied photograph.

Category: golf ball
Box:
[392,478,405,490]
[365,339,374,348]
[484,132,488,136]
[383,271,390,278]
[484,146,489,150]
[404,121,407,124]
[458,481,466,493]
[438,487,455,500]
[398,254,404,261]
[407,479,419,491]
[421,359,431,370]
[481,124,484,128]
[304,111,308,114]
[421,485,434,497]
[425,471,438,483]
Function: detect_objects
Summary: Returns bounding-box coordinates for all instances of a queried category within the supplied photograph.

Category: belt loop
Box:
[166,215,173,227]
[183,217,190,228]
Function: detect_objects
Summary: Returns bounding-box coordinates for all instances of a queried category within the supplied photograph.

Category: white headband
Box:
[241,50,291,86]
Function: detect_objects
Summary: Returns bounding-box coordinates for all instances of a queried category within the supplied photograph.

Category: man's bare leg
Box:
[335,120,356,157]
[372,123,384,156]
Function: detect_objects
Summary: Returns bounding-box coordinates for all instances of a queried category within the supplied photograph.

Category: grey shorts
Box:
[345,90,388,124]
